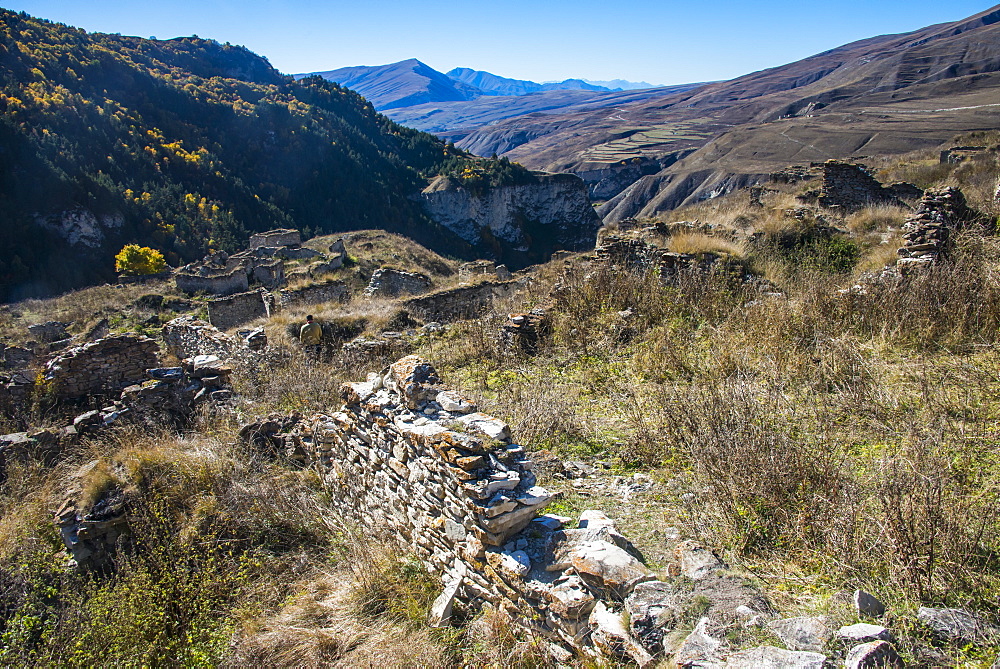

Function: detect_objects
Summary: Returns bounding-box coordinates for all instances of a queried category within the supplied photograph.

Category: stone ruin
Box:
[502,309,549,354]
[896,186,975,273]
[277,281,349,309]
[208,288,275,331]
[174,249,281,296]
[594,229,727,280]
[458,260,513,282]
[162,315,265,364]
[817,160,922,212]
[231,356,910,666]
[364,268,433,298]
[175,230,349,297]
[248,228,301,249]
[402,281,519,323]
[939,145,989,165]
[43,334,159,400]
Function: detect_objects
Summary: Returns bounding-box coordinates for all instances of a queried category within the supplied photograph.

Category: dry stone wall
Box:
[277,281,350,308]
[208,288,274,331]
[163,316,245,360]
[896,186,973,273]
[364,268,432,298]
[818,160,920,211]
[239,356,737,665]
[43,334,159,399]
[249,228,300,249]
[402,281,517,323]
[174,266,249,296]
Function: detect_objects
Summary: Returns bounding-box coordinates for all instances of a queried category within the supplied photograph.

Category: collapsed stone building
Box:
[817,160,922,211]
[174,229,347,297]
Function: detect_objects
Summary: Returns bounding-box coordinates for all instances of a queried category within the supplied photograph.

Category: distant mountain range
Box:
[299,6,1000,223]
[297,59,705,143]
[297,60,665,109]
[448,4,1000,220]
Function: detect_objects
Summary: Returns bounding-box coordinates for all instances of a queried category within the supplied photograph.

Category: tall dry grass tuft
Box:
[845,204,909,234]
[667,232,746,257]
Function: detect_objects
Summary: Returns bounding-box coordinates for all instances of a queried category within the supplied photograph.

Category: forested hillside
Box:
[0,10,479,300]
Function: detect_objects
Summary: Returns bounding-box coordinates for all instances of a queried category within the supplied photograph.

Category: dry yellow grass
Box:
[845,204,909,234]
[667,232,746,257]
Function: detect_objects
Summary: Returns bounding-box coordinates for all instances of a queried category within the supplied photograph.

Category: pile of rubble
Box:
[501,309,549,354]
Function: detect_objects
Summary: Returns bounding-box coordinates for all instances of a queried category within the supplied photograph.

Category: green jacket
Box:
[299,321,322,346]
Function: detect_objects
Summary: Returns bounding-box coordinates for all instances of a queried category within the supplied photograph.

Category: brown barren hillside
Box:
[462,5,1000,219]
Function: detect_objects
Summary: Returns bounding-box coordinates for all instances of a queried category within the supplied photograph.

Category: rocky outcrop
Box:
[34,209,123,248]
[420,173,601,268]
[576,154,690,201]
[598,169,764,224]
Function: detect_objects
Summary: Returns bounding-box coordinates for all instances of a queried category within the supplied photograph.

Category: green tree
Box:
[115,244,166,276]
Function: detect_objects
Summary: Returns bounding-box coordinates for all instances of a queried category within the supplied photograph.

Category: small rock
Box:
[768,616,832,652]
[676,540,726,579]
[672,617,723,667]
[917,606,999,645]
[555,538,653,597]
[724,646,825,668]
[427,572,464,627]
[147,367,184,381]
[844,640,904,669]
[590,600,656,667]
[544,574,596,618]
[836,623,893,644]
[578,509,617,531]
[532,514,567,531]
[626,580,677,656]
[854,590,886,618]
[499,550,531,577]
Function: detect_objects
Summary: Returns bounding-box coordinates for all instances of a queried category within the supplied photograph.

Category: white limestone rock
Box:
[724,646,826,668]
[768,616,832,653]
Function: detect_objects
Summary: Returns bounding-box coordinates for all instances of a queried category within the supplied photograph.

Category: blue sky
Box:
[4,1,995,84]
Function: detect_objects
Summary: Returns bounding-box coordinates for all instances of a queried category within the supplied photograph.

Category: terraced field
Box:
[578,121,718,163]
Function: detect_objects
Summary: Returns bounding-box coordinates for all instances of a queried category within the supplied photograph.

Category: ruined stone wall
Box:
[249,228,300,249]
[277,281,349,308]
[207,289,274,331]
[250,259,284,289]
[243,357,665,662]
[162,316,244,360]
[174,269,249,296]
[896,186,973,273]
[44,334,159,399]
[364,268,432,298]
[818,160,919,211]
[402,281,516,323]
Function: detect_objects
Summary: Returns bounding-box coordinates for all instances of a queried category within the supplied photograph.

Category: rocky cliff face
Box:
[420,173,601,268]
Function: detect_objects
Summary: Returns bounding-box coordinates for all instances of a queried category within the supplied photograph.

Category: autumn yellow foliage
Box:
[115,244,167,276]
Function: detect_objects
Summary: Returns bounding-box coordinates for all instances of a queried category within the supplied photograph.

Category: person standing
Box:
[299,314,322,359]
